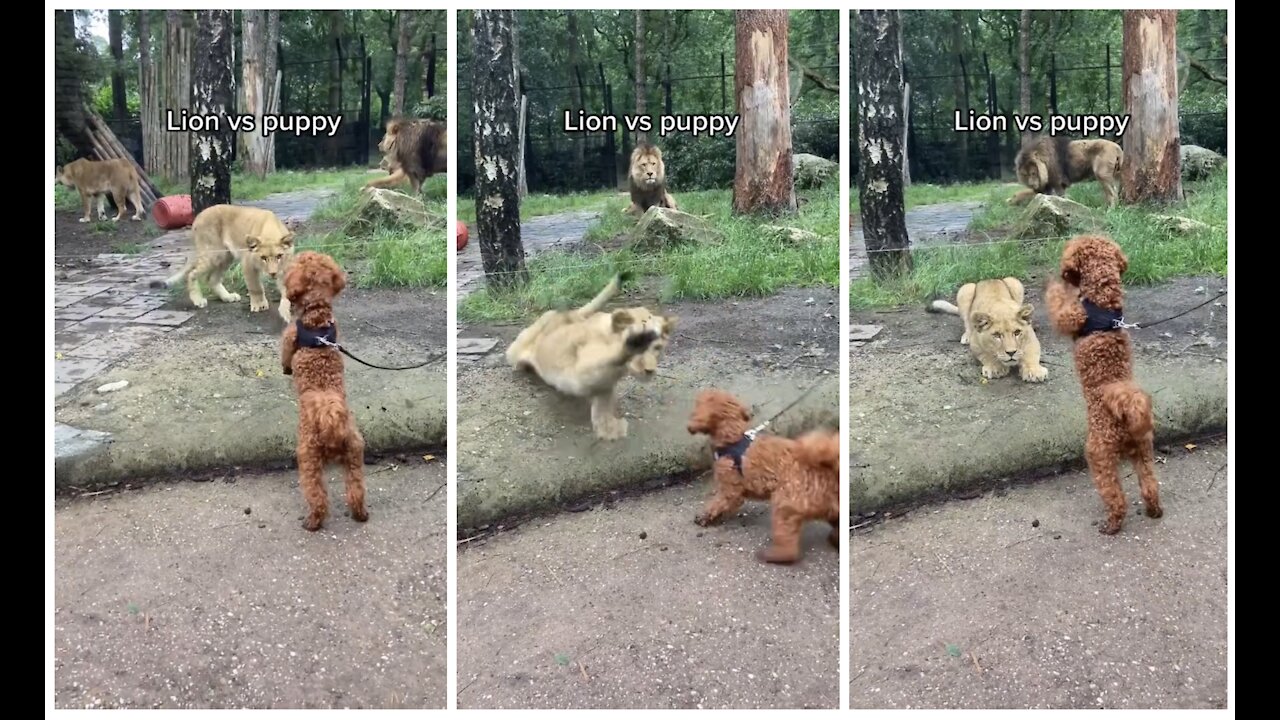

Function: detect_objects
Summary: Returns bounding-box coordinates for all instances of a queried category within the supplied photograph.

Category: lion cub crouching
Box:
[929,277,1049,383]
[154,205,296,322]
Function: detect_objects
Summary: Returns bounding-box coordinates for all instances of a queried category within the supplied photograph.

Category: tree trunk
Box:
[1121,10,1183,204]
[108,10,128,123]
[898,18,910,187]
[54,11,93,154]
[393,10,412,116]
[240,10,269,179]
[263,9,280,173]
[731,10,796,216]
[1019,9,1031,143]
[634,10,648,145]
[855,9,911,277]
[566,12,586,178]
[191,10,234,214]
[160,10,192,183]
[421,19,437,98]
[950,11,968,180]
[137,10,157,172]
[471,10,527,288]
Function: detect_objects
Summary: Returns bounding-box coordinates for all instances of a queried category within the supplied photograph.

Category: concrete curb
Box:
[851,361,1228,515]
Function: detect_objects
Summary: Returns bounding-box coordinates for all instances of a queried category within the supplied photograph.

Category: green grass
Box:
[851,169,1229,308]
[849,179,1010,216]
[188,174,446,297]
[455,189,620,225]
[54,166,370,213]
[460,184,840,323]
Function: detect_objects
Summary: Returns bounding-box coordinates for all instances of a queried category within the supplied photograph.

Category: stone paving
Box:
[456,210,600,300]
[53,189,334,398]
[849,200,981,281]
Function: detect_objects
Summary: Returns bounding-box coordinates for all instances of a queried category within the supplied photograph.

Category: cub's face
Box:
[626,312,678,379]
[246,232,296,278]
[971,306,1034,367]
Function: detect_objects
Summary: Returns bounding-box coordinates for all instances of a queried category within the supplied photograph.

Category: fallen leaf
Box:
[255,369,265,378]
[422,454,436,462]
[1184,443,1197,451]
[55,352,64,360]
[946,644,961,657]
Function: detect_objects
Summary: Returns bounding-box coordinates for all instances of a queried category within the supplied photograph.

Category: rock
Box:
[1011,195,1095,239]
[1180,145,1226,181]
[1152,214,1212,235]
[849,324,883,342]
[628,207,721,251]
[764,225,821,243]
[351,187,440,230]
[793,153,838,189]
[457,337,499,355]
[96,380,130,393]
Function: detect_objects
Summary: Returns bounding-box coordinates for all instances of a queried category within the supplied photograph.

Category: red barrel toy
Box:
[456,220,469,252]
[152,195,195,230]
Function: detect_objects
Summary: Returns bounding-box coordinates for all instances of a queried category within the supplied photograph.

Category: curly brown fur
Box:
[625,143,678,215]
[1045,235,1161,535]
[687,389,840,564]
[56,157,146,222]
[365,116,448,195]
[280,251,367,532]
[1012,135,1124,208]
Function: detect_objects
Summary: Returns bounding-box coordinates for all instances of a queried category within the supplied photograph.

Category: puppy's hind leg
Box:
[757,503,805,564]
[1131,440,1163,520]
[1086,438,1127,535]
[298,451,329,531]
[343,429,369,523]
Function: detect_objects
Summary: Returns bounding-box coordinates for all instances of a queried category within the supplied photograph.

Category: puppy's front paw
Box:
[756,545,800,565]
[1145,503,1163,519]
[694,512,718,527]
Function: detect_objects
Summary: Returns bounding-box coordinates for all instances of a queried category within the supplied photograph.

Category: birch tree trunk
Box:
[856,9,912,277]
[472,10,527,288]
[1121,9,1183,204]
[191,10,234,214]
[731,9,796,216]
[263,10,280,173]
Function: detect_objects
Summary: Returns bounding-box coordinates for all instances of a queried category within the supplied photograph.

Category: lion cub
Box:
[55,157,146,223]
[154,205,296,322]
[929,277,1049,383]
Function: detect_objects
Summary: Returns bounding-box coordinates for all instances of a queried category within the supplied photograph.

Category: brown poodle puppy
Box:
[1045,235,1162,535]
[687,389,840,564]
[279,251,368,531]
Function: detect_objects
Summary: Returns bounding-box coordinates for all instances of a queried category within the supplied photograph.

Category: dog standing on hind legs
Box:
[687,389,840,564]
[280,251,367,531]
[1045,235,1162,535]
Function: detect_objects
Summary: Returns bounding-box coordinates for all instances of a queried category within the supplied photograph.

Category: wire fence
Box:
[853,47,1229,184]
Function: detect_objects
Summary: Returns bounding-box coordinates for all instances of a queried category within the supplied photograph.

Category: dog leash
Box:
[1113,289,1228,331]
[314,336,444,371]
[744,375,832,439]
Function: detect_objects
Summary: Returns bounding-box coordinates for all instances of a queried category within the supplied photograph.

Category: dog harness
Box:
[295,319,338,349]
[1077,298,1125,338]
[714,435,754,475]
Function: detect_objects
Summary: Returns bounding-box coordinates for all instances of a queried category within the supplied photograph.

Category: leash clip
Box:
[744,421,769,440]
[1113,317,1140,330]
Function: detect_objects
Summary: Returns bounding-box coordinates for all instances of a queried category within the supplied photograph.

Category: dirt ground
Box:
[458,479,839,709]
[54,206,165,262]
[54,455,448,709]
[851,439,1229,709]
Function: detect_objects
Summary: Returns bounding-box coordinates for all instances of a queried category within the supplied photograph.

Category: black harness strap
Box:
[1077,298,1125,338]
[713,435,754,475]
[295,319,338,349]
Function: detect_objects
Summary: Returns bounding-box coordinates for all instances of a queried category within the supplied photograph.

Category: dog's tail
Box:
[792,431,840,472]
[300,390,351,450]
[1099,381,1154,441]
[927,298,960,315]
[574,271,634,317]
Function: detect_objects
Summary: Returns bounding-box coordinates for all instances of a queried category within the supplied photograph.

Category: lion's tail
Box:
[575,271,634,316]
[300,390,351,450]
[927,299,960,315]
[792,431,840,472]
[152,256,195,290]
[1099,381,1154,442]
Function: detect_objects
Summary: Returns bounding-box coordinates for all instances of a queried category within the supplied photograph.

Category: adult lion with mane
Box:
[55,157,146,223]
[625,143,678,215]
[928,277,1049,383]
[1009,135,1124,209]
[365,116,448,195]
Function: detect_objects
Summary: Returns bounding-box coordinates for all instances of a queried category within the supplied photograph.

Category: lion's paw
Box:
[1021,363,1049,382]
[249,297,268,312]
[982,364,1010,380]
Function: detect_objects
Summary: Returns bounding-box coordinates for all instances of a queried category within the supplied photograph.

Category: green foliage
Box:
[412,96,447,121]
[459,183,839,323]
[850,169,1228,308]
